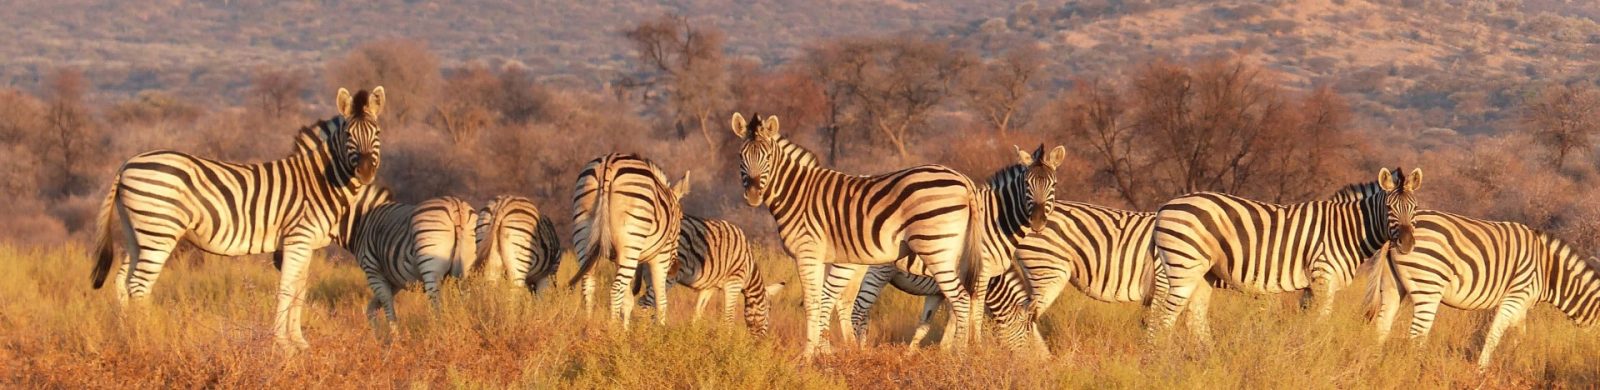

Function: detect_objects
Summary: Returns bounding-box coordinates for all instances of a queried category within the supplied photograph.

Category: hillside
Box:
[940,0,1600,134]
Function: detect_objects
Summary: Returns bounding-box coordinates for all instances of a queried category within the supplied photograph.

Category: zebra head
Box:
[1015,144,1066,234]
[1378,167,1422,254]
[334,86,385,189]
[731,113,779,207]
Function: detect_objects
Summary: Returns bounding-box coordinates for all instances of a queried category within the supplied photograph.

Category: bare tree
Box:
[432,65,500,146]
[249,66,306,119]
[1521,83,1600,169]
[961,45,1042,135]
[41,67,94,197]
[819,36,972,160]
[1059,78,1146,208]
[326,39,441,125]
[624,13,731,146]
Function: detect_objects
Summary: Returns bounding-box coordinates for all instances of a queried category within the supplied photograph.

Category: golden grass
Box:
[1,244,1595,388]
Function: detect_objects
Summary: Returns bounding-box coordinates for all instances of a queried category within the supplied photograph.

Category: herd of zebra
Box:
[84,86,1598,369]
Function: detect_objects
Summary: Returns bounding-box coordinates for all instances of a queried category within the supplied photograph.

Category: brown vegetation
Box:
[1,3,1599,388]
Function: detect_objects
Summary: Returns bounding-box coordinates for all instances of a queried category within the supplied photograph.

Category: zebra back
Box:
[477,196,563,291]
[569,153,689,286]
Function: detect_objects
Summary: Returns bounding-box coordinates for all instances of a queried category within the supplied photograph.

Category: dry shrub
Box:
[325,39,442,125]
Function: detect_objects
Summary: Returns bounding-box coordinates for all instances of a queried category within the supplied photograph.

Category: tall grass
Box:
[1,244,1594,388]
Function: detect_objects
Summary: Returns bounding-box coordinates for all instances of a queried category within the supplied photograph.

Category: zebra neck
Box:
[978,180,1028,245]
[1537,236,1600,325]
[763,138,832,211]
[1320,199,1385,280]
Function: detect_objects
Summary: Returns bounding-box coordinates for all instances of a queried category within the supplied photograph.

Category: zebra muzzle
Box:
[1393,226,1416,254]
[742,187,763,207]
[354,154,379,186]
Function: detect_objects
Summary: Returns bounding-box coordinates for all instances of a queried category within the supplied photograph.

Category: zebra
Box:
[475,195,563,293]
[336,185,478,339]
[729,113,985,358]
[633,215,786,336]
[841,144,1066,353]
[1012,201,1160,326]
[1365,210,1600,369]
[1146,168,1422,343]
[569,153,690,328]
[89,87,385,354]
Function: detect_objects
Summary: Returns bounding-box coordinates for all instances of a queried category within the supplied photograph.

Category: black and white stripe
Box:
[635,215,784,336]
[1147,168,1421,342]
[569,153,690,327]
[337,186,478,339]
[89,87,386,354]
[842,145,1065,353]
[730,113,985,357]
[1014,201,1160,320]
[1366,210,1600,368]
[476,195,562,293]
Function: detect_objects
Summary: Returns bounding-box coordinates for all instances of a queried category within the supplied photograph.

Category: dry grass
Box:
[1,243,1596,388]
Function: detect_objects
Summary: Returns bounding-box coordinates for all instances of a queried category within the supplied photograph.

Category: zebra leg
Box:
[693,288,713,322]
[723,280,743,324]
[1370,277,1404,344]
[915,249,973,353]
[794,260,831,359]
[820,264,864,350]
[647,256,673,326]
[1405,289,1444,343]
[123,231,179,305]
[1184,282,1215,345]
[970,269,990,343]
[581,272,596,316]
[113,252,132,307]
[909,294,945,353]
[273,242,315,353]
[846,265,895,347]
[609,257,642,328]
[1022,263,1069,324]
[1476,292,1534,369]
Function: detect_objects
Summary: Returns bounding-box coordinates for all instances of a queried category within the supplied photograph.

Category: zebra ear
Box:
[1043,146,1067,169]
[1405,168,1422,192]
[364,86,386,119]
[731,113,749,139]
[672,171,692,199]
[1014,145,1034,166]
[757,115,780,140]
[1378,168,1397,192]
[336,88,355,118]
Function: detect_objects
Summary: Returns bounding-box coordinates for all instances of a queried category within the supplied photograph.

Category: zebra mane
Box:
[1329,181,1383,202]
[986,164,1027,188]
[772,136,821,169]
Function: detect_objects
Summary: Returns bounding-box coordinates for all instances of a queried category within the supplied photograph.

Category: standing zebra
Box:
[476,196,563,293]
[1013,201,1160,324]
[89,87,385,354]
[569,153,690,327]
[337,186,479,338]
[842,144,1065,353]
[730,113,984,358]
[1147,168,1422,343]
[634,215,786,336]
[1365,210,1600,368]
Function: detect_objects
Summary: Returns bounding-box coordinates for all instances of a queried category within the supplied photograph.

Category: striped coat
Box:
[1147,168,1421,342]
[89,87,385,354]
[635,215,783,335]
[570,153,690,327]
[1367,210,1600,368]
[476,196,562,293]
[730,113,985,357]
[338,186,478,338]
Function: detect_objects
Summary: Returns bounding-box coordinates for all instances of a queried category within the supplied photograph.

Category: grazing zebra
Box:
[1013,201,1160,323]
[337,186,479,338]
[730,113,984,358]
[1146,168,1422,343]
[569,153,690,327]
[841,144,1065,353]
[89,87,385,354]
[1365,210,1600,368]
[476,196,563,293]
[633,215,786,336]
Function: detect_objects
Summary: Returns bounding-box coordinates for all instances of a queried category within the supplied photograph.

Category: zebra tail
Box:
[960,196,986,297]
[567,170,613,288]
[453,201,478,278]
[90,174,121,289]
[1361,242,1396,320]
